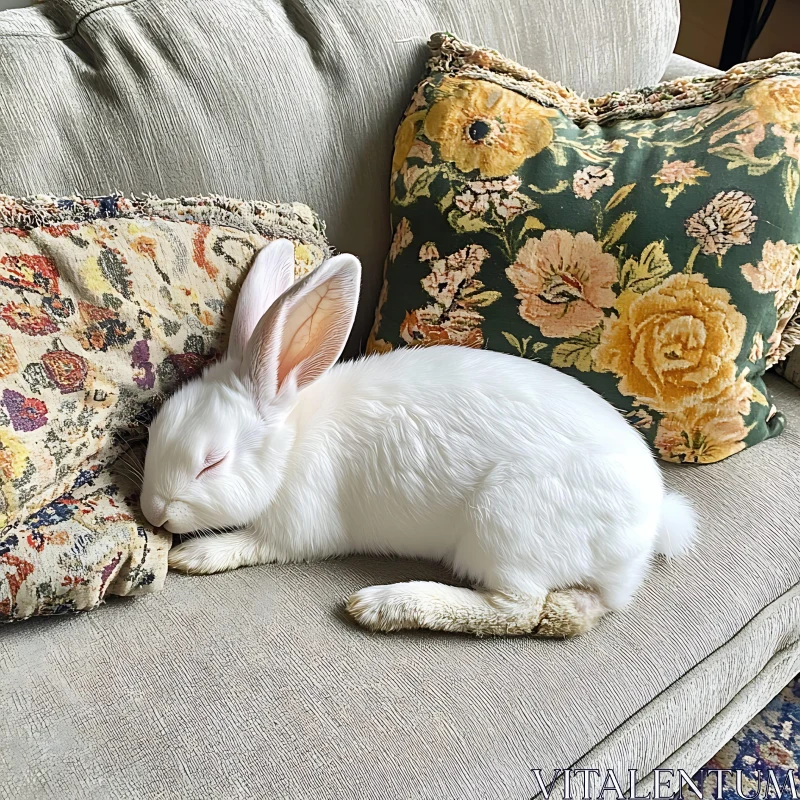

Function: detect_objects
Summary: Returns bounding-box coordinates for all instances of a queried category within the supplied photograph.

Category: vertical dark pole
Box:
[719,0,762,69]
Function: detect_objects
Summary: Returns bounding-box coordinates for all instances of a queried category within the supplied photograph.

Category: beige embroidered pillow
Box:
[0,194,327,618]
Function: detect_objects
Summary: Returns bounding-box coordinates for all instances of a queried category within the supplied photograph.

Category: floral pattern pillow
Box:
[0,194,327,619]
[368,34,800,464]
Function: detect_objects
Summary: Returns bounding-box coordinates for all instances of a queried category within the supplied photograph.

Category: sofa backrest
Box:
[0,0,679,347]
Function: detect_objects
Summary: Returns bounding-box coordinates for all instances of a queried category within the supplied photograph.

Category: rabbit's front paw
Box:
[168,537,237,574]
[346,584,420,632]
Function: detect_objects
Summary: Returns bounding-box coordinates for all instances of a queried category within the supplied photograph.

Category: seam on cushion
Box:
[0,0,145,41]
[652,640,800,771]
[606,580,800,741]
[531,580,800,797]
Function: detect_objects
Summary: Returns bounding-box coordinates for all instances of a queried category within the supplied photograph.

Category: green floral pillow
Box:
[369,33,800,464]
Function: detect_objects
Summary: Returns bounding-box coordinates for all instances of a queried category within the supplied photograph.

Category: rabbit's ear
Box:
[228,239,296,363]
[243,253,361,409]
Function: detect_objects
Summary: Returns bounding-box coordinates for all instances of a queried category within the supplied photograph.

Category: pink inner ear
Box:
[277,284,345,387]
[245,252,360,407]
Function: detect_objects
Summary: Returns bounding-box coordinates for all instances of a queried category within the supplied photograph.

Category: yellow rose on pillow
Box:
[593,273,747,413]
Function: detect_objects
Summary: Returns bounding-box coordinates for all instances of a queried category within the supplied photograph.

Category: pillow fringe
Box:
[0,193,328,251]
[428,32,800,126]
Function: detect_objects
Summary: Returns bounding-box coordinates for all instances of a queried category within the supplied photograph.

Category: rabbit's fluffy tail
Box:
[655,491,698,558]
[346,581,608,637]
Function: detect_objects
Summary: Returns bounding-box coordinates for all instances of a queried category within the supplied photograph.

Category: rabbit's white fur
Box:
[141,240,697,637]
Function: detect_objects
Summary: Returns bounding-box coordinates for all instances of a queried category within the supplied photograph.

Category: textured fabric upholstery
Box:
[0,0,679,348]
[1,373,797,798]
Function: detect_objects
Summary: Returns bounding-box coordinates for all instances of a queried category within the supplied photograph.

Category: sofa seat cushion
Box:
[2,374,797,798]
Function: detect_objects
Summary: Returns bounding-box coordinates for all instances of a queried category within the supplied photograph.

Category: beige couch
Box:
[0,1,798,797]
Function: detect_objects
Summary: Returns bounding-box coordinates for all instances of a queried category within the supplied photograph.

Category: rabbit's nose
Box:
[159,502,194,534]
[141,494,167,528]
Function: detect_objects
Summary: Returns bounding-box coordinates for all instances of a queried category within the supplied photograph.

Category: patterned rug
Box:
[693,675,799,797]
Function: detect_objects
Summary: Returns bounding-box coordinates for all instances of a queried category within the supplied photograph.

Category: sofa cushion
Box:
[1,372,797,797]
[368,34,800,463]
[0,194,326,619]
[0,0,680,350]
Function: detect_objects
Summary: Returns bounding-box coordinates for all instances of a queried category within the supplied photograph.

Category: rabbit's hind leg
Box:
[593,547,652,612]
[345,581,607,637]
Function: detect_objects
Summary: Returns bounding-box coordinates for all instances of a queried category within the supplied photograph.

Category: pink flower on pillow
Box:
[506,230,617,338]
[572,166,614,199]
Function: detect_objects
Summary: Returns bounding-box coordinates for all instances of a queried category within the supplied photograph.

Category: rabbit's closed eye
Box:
[197,452,228,479]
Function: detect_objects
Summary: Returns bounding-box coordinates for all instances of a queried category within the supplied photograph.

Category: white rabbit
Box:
[140,239,697,637]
